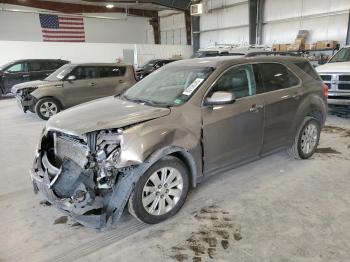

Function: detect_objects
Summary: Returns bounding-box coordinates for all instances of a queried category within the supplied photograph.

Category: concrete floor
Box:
[0,97,350,262]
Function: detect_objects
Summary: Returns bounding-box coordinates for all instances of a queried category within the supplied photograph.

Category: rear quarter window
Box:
[100,66,126,78]
[294,61,320,81]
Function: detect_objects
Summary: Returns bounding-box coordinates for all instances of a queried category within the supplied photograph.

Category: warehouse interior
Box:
[0,0,350,261]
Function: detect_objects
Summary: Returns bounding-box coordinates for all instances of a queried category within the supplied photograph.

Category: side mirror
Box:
[205,91,235,106]
[67,75,76,81]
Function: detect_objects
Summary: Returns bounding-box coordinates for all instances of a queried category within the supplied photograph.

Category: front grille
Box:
[338,84,350,90]
[320,75,332,81]
[339,75,350,81]
[54,133,88,168]
[328,95,350,100]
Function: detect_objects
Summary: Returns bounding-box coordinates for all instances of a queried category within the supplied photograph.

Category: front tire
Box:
[128,156,189,224]
[288,117,321,159]
[35,98,61,120]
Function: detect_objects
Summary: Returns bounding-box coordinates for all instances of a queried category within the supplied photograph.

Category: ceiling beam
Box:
[85,0,191,11]
[0,0,158,17]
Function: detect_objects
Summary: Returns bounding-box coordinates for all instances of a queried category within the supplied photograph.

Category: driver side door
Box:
[3,62,29,93]
[202,64,265,174]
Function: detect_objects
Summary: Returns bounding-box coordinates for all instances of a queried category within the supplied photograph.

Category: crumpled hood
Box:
[11,80,59,93]
[46,96,171,136]
[316,62,350,73]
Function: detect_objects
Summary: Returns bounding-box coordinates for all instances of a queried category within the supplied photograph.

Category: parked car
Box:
[316,46,350,114]
[0,59,69,95]
[30,56,327,228]
[12,63,137,120]
[136,59,176,79]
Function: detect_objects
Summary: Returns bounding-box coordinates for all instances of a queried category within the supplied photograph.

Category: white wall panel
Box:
[263,0,350,46]
[0,41,193,67]
[199,1,248,48]
[201,4,248,31]
[200,27,249,47]
[0,4,153,44]
[159,12,187,45]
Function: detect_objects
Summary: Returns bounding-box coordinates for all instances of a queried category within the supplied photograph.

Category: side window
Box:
[6,63,27,73]
[209,64,256,99]
[71,67,100,80]
[257,63,300,92]
[99,66,126,78]
[45,62,61,70]
[29,62,43,72]
[294,61,320,80]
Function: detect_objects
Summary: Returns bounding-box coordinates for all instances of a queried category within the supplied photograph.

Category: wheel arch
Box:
[291,94,327,141]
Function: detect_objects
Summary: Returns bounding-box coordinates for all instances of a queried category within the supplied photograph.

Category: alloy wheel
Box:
[300,122,318,155]
[142,167,183,216]
[40,102,58,118]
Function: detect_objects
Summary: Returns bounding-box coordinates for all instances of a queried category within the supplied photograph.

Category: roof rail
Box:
[245,51,301,57]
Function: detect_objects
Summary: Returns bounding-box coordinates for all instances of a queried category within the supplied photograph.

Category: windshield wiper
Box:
[122,95,169,107]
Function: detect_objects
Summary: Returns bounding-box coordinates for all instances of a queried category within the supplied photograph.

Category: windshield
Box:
[45,64,74,81]
[122,66,213,107]
[329,47,350,63]
[0,61,14,71]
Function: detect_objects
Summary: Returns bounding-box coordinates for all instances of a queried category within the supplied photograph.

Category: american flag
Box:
[39,14,85,42]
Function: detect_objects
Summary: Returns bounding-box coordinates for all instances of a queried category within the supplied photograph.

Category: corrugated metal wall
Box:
[199,0,249,48]
[263,0,350,45]
[159,11,187,45]
[198,0,350,48]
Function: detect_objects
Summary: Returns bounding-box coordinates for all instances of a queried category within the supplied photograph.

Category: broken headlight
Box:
[95,129,123,189]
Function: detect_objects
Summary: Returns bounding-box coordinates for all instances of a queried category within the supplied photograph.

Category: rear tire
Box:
[35,97,61,120]
[128,156,189,224]
[288,117,321,159]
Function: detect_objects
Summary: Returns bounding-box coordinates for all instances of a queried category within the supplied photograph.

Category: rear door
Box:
[253,63,303,154]
[202,64,265,173]
[28,61,51,81]
[96,66,128,97]
[2,62,29,92]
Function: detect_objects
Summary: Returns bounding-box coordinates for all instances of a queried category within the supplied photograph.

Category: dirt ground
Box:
[0,98,349,262]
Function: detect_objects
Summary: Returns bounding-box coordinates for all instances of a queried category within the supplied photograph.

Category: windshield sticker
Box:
[182,78,204,96]
[174,98,183,105]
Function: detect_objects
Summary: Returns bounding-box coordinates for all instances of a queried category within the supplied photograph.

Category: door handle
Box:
[250,104,264,112]
[22,74,30,78]
[89,82,96,87]
[118,79,124,83]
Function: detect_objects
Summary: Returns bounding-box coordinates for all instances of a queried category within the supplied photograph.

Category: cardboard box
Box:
[296,30,309,40]
[279,44,290,52]
[305,43,316,50]
[316,40,338,50]
[272,44,280,52]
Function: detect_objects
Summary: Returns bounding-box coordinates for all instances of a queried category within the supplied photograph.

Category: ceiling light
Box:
[106,4,114,9]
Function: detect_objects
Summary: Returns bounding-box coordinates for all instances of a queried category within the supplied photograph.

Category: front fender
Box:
[31,86,65,108]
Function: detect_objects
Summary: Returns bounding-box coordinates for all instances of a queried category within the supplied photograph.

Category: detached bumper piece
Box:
[30,152,140,229]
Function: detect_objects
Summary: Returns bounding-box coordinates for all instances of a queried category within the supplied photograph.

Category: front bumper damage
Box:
[14,90,36,113]
[30,130,147,229]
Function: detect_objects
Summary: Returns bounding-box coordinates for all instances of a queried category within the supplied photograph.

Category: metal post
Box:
[192,16,200,52]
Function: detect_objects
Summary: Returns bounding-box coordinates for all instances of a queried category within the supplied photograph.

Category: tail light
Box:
[132,67,139,81]
[322,84,328,98]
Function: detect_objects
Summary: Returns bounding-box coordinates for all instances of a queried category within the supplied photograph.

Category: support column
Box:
[256,0,265,45]
[150,16,160,44]
[346,12,350,45]
[192,16,200,52]
[185,11,192,46]
[249,0,258,45]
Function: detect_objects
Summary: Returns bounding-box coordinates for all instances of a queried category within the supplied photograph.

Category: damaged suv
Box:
[31,56,327,228]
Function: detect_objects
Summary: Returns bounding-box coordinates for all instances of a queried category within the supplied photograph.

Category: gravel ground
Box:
[0,97,349,262]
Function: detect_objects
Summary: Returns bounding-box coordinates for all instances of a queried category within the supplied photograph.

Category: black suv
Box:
[0,59,69,95]
[136,59,176,80]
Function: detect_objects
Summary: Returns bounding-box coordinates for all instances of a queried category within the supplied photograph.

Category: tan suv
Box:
[30,56,327,228]
[12,63,136,120]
